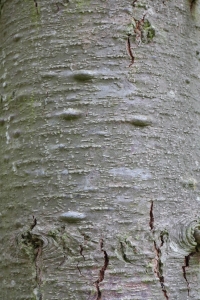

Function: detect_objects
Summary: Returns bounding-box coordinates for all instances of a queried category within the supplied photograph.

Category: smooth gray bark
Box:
[1,0,200,299]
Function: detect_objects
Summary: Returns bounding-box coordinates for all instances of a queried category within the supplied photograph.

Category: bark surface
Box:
[1,0,200,299]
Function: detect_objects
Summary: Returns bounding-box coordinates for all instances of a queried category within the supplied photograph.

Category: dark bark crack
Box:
[76,239,109,298]
[182,252,195,296]
[133,13,147,45]
[150,203,169,299]
[132,0,139,7]
[153,240,169,300]
[94,239,109,300]
[30,215,37,230]
[127,36,135,67]
[33,0,39,14]
[21,216,43,298]
[190,0,196,11]
[77,262,85,277]
[80,244,85,260]
[149,200,154,230]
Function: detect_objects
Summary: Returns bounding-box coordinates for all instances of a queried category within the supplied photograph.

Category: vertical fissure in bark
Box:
[79,244,85,261]
[133,13,147,46]
[76,262,85,278]
[21,216,43,298]
[149,200,154,231]
[153,240,169,300]
[190,0,196,11]
[182,252,195,296]
[30,215,37,230]
[127,36,135,67]
[33,0,39,14]
[76,239,109,299]
[150,203,169,299]
[94,239,109,300]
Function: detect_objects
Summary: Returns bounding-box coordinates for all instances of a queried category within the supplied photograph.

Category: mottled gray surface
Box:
[1,0,200,299]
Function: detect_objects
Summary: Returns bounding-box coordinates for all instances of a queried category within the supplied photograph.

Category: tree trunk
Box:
[1,0,200,299]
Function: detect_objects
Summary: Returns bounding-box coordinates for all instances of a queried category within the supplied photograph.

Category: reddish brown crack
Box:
[94,282,101,300]
[150,202,169,299]
[182,253,195,296]
[149,200,154,230]
[133,13,147,45]
[103,250,109,272]
[100,238,104,251]
[94,240,109,300]
[127,36,135,67]
[76,239,109,298]
[153,241,169,299]
[134,14,146,32]
[163,289,169,299]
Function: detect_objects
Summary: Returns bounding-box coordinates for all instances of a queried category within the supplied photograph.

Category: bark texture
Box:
[1,0,200,299]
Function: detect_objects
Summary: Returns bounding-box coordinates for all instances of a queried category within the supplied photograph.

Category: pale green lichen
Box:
[142,20,155,43]
[136,3,147,9]
[126,22,135,36]
[47,229,60,239]
[76,0,91,9]
[181,177,197,189]
[23,0,40,23]
[20,235,35,261]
